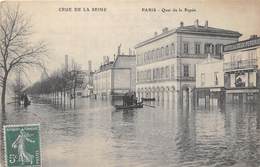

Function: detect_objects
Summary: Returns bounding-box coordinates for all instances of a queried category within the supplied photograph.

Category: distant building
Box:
[93,54,136,99]
[223,35,260,103]
[135,20,241,105]
[74,70,94,97]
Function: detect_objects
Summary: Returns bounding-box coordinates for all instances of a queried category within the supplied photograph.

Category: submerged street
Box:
[1,99,260,167]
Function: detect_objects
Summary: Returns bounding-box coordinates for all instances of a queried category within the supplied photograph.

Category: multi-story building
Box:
[223,35,260,103]
[135,20,241,105]
[195,57,225,106]
[93,54,136,99]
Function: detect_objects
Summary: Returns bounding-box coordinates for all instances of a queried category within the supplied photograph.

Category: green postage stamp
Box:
[3,124,42,167]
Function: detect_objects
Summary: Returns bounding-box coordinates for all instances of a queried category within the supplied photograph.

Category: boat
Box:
[141,97,156,101]
[114,102,143,110]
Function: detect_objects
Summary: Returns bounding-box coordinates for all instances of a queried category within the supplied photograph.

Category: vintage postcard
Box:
[0,0,260,167]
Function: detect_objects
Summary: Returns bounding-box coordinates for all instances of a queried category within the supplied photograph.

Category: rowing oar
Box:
[143,103,156,108]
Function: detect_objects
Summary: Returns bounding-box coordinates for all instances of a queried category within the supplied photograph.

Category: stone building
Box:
[93,55,136,99]
[135,20,241,106]
[223,35,260,103]
[195,57,225,106]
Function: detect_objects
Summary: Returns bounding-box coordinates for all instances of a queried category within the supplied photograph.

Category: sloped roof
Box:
[135,25,241,49]
[176,25,241,36]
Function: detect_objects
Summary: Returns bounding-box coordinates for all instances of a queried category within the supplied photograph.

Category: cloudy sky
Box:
[3,0,260,83]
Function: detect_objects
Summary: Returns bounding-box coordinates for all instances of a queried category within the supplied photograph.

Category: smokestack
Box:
[194,19,199,28]
[118,44,121,55]
[205,20,208,28]
[88,60,92,72]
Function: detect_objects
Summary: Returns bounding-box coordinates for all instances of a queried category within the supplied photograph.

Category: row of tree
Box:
[26,62,85,109]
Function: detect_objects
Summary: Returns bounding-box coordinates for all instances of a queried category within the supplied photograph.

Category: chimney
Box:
[250,34,258,39]
[180,21,184,27]
[162,27,168,33]
[88,60,92,72]
[154,32,158,36]
[194,19,199,28]
[205,20,208,28]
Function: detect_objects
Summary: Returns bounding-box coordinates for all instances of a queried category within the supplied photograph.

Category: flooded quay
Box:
[1,98,260,167]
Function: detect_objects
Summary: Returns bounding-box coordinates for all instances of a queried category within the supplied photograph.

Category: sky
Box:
[2,0,260,84]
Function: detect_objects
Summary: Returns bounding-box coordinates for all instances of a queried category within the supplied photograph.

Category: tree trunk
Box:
[1,74,8,113]
[63,88,66,109]
[74,86,76,109]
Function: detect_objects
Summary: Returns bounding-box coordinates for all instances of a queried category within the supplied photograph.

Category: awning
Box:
[210,88,223,92]
[226,89,259,94]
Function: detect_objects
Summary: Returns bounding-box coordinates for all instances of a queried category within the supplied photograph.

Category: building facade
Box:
[223,35,260,103]
[93,55,136,99]
[135,20,241,105]
[195,57,225,107]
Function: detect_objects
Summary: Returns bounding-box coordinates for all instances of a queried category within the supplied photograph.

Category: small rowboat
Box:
[141,97,156,101]
[115,103,143,110]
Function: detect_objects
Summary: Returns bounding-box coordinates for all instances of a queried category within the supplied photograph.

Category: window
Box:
[147,51,151,62]
[144,53,147,63]
[156,48,160,60]
[165,45,169,56]
[165,66,170,79]
[201,73,205,86]
[170,43,175,56]
[195,43,201,54]
[183,65,189,77]
[148,70,151,81]
[205,43,211,54]
[171,65,175,79]
[161,67,164,79]
[214,72,219,85]
[161,47,165,57]
[156,68,160,80]
[215,44,222,55]
[184,42,189,54]
[152,50,156,61]
[153,69,156,80]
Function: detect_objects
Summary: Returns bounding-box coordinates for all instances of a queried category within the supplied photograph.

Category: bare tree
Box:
[0,4,47,112]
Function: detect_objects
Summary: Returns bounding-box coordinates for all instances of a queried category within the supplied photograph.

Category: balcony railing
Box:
[224,59,257,71]
[136,76,195,84]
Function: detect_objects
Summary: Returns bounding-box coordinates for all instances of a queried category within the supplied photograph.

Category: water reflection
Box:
[0,98,260,167]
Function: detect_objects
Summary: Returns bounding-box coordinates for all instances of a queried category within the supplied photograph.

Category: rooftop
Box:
[135,20,241,49]
[95,54,136,73]
[224,35,260,52]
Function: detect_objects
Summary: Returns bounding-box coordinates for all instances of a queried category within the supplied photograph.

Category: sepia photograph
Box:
[0,0,260,166]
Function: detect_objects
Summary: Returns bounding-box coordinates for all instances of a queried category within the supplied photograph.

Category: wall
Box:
[196,59,224,88]
[114,55,136,91]
[93,69,112,96]
[113,68,131,93]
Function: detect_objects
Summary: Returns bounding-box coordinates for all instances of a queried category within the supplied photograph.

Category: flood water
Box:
[1,98,260,167]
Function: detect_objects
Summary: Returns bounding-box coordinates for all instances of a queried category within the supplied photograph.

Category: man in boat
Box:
[123,91,138,107]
